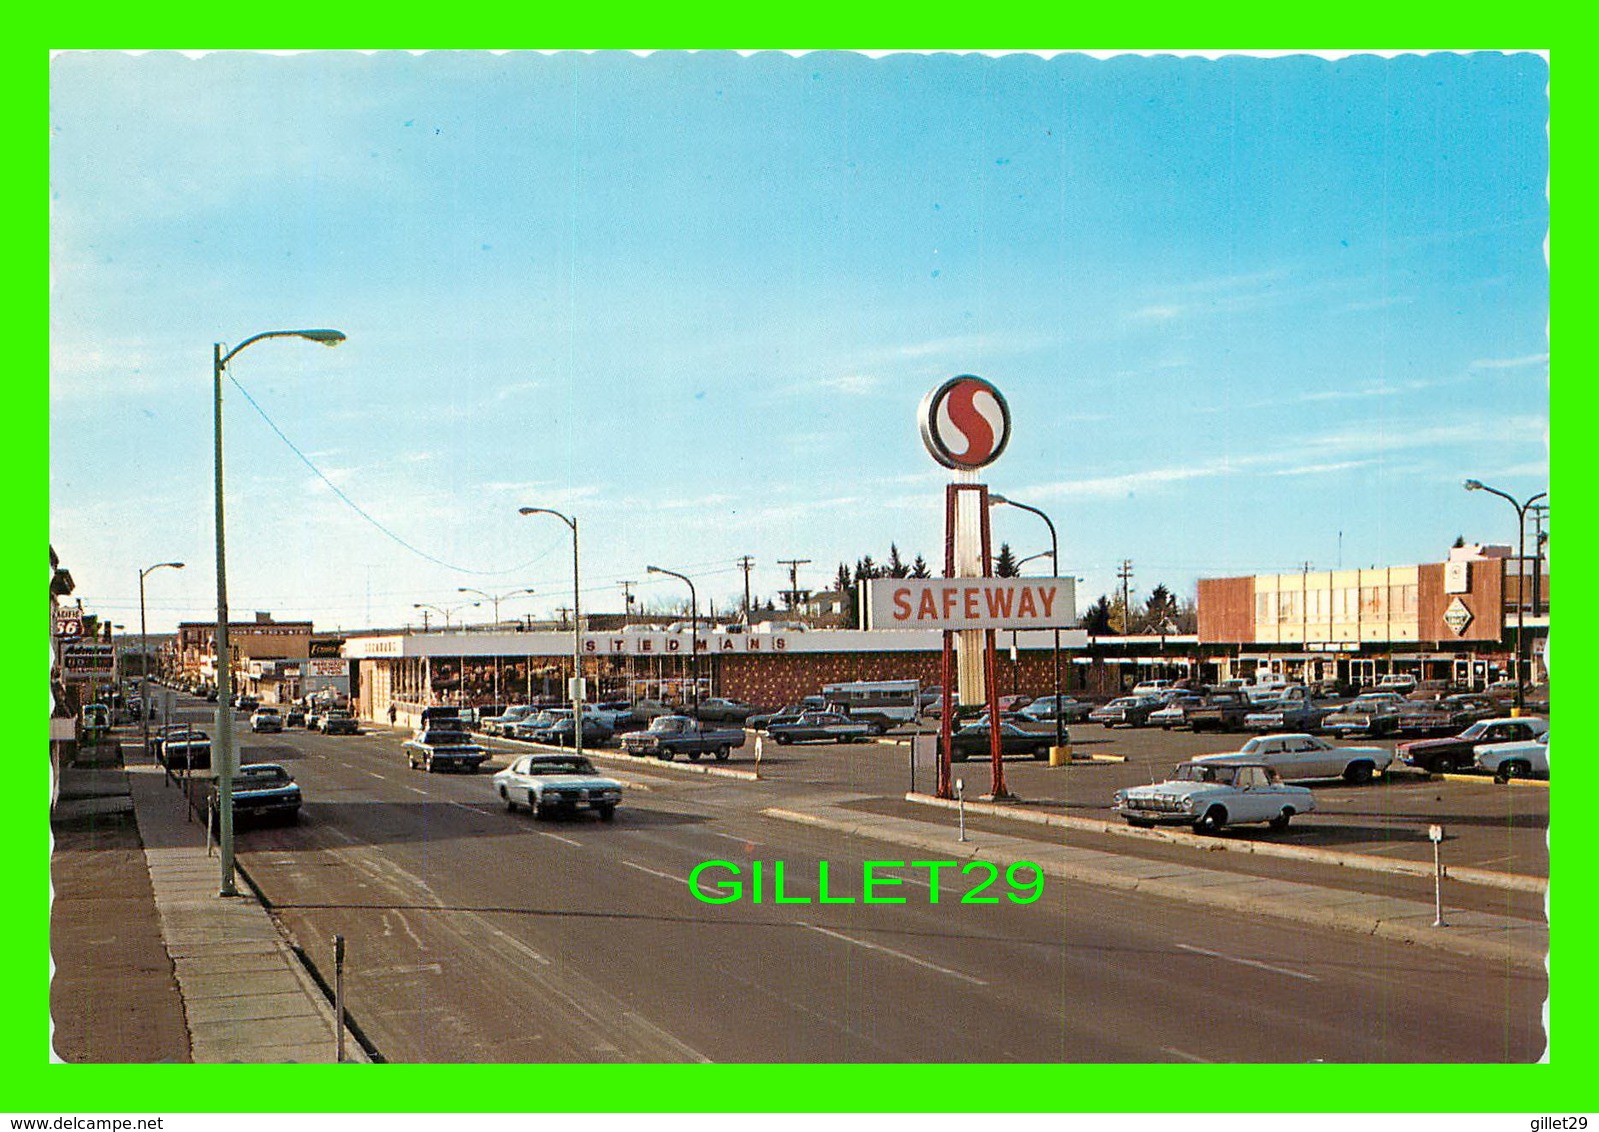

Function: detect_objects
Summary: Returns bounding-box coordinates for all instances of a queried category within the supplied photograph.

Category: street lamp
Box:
[519,507,584,755]
[412,601,479,630]
[138,561,185,762]
[214,327,344,898]
[988,494,1066,751]
[414,601,479,708]
[1463,479,1548,711]
[646,565,698,707]
[459,587,535,707]
[214,324,345,895]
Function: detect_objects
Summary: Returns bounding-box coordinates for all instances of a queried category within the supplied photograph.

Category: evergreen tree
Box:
[1453,534,1466,548]
[1082,595,1115,635]
[910,554,932,579]
[887,544,909,578]
[994,542,1020,577]
[1143,583,1179,633]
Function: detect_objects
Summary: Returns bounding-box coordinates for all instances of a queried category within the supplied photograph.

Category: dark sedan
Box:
[767,712,876,745]
[208,763,301,824]
[949,721,1059,762]
[1397,716,1550,774]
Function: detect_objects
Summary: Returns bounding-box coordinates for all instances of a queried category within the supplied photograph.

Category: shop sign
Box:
[918,375,1011,470]
[309,638,345,659]
[1445,560,1470,595]
[308,658,346,677]
[61,642,115,677]
[53,609,84,639]
[864,577,1076,630]
[1444,597,1474,635]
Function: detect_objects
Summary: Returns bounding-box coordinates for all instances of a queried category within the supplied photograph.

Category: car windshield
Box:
[1174,763,1235,785]
[1458,721,1492,738]
[529,758,598,775]
[420,731,473,745]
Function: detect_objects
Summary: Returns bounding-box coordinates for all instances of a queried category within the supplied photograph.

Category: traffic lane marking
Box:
[537,831,584,848]
[623,859,724,901]
[797,922,989,986]
[1176,942,1320,982]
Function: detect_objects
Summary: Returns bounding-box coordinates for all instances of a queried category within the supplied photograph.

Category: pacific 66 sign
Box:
[919,375,1011,470]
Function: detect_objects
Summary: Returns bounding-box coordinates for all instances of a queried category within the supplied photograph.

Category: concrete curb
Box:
[762,805,1546,971]
[1440,771,1550,789]
[900,791,1547,895]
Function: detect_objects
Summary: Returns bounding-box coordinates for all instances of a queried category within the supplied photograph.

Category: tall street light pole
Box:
[214,328,345,897]
[646,565,698,707]
[520,508,583,755]
[1463,479,1548,713]
[989,494,1065,752]
[459,587,535,707]
[139,561,185,762]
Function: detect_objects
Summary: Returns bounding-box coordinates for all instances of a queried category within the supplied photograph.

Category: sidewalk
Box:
[763,801,1549,971]
[51,740,366,1063]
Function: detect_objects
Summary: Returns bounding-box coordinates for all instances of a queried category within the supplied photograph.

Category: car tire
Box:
[1033,746,1050,761]
[1427,755,1458,775]
[950,752,968,763]
[1193,806,1227,835]
[1125,817,1155,829]
[424,755,435,773]
[597,804,616,822]
[1342,761,1375,785]
[656,751,674,761]
[775,735,791,745]
[533,795,550,820]
[687,750,702,762]
[714,747,730,761]
[1496,759,1532,784]
[1268,809,1294,832]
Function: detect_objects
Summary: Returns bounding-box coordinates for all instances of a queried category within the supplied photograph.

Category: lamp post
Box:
[414,601,479,706]
[646,565,698,707]
[519,507,583,755]
[412,601,478,630]
[214,327,345,897]
[459,587,535,708]
[988,494,1065,751]
[1462,480,1548,712]
[139,561,185,762]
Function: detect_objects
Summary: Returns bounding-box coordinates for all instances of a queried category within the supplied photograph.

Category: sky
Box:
[48,50,1550,636]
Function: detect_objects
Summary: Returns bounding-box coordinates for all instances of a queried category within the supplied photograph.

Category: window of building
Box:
[1361,586,1387,618]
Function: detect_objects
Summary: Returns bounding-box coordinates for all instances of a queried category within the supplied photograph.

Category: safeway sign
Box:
[864,578,1077,631]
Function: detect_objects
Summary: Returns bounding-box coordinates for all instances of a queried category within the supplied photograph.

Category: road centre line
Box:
[405,786,428,795]
[797,923,989,986]
[706,830,762,846]
[448,801,492,816]
[366,771,387,781]
[1176,943,1320,982]
[537,831,584,848]
[621,859,724,900]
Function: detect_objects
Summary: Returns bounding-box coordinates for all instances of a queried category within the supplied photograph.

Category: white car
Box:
[1115,762,1315,834]
[1474,732,1550,782]
[1197,732,1392,784]
[494,753,624,821]
[249,707,283,733]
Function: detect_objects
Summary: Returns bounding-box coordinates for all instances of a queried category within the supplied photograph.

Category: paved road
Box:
[173,702,1546,1064]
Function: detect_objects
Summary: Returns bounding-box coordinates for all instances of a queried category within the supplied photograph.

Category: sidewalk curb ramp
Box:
[901,792,1547,895]
[761,804,1547,972]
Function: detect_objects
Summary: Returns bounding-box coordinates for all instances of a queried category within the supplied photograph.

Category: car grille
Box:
[1126,795,1186,814]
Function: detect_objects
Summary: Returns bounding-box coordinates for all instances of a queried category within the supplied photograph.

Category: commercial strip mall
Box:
[154,541,1547,721]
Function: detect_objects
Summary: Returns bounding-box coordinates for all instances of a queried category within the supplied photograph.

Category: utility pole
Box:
[556,606,571,629]
[619,581,637,622]
[736,556,755,623]
[777,558,811,614]
[1117,560,1134,635]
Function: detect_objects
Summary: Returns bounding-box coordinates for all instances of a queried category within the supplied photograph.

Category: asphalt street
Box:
[195,704,1546,1064]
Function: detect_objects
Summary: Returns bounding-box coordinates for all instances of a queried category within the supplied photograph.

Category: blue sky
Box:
[49,51,1549,635]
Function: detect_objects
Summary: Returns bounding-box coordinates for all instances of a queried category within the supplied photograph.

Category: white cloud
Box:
[819,374,882,395]
[1470,353,1549,370]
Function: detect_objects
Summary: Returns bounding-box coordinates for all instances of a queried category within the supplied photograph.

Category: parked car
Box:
[322,710,360,736]
[208,763,301,824]
[1474,732,1550,783]
[995,694,1033,713]
[1114,762,1315,834]
[1131,679,1175,697]
[1320,692,1408,739]
[494,753,624,821]
[1376,674,1418,694]
[950,720,1059,762]
[157,728,211,771]
[1184,690,1256,733]
[1149,692,1207,730]
[305,708,327,732]
[283,707,307,728]
[1398,716,1550,774]
[693,697,756,723]
[591,701,640,731]
[767,712,877,745]
[1243,696,1334,734]
[481,704,537,736]
[747,698,828,731]
[249,707,283,733]
[1016,695,1093,724]
[536,712,615,748]
[617,716,747,761]
[1089,695,1164,728]
[404,729,489,773]
[1196,732,1393,784]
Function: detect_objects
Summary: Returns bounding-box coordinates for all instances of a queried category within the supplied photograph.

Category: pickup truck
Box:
[617,715,747,761]
[404,729,490,773]
[1185,691,1255,732]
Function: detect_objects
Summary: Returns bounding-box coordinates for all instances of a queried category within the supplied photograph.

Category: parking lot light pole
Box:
[458,587,535,707]
[520,508,583,755]
[1462,480,1548,713]
[646,565,698,707]
[214,328,345,897]
[139,561,185,761]
[988,494,1065,750]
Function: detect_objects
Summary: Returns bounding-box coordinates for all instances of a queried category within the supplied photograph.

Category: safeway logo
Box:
[918,375,1010,470]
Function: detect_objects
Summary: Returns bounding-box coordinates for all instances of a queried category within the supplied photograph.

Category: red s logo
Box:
[920,375,1010,469]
